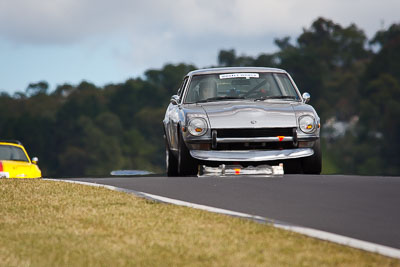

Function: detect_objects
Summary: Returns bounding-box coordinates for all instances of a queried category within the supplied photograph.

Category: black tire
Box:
[165,135,178,176]
[177,131,198,176]
[284,159,303,174]
[302,139,322,174]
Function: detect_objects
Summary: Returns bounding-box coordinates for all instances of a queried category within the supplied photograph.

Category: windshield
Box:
[0,145,29,162]
[184,72,301,103]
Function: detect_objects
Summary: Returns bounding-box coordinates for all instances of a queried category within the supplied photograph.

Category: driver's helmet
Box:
[199,79,217,100]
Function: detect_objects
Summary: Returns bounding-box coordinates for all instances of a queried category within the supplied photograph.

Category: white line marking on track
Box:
[44,178,400,260]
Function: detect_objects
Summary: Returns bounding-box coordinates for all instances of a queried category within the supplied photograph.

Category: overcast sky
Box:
[0,0,399,93]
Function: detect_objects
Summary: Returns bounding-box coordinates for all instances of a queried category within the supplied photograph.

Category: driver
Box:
[198,80,217,100]
[259,81,272,97]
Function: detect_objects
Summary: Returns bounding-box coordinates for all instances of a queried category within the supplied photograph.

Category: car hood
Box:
[199,101,298,129]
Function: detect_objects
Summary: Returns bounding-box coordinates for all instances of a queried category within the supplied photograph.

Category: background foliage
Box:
[1,17,399,176]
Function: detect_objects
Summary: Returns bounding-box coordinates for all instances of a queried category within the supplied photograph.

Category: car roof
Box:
[0,140,23,146]
[187,67,287,77]
[0,141,25,149]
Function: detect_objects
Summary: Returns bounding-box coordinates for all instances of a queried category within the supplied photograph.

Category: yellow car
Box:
[0,141,41,178]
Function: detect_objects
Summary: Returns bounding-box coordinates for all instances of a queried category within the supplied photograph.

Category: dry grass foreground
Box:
[0,179,398,267]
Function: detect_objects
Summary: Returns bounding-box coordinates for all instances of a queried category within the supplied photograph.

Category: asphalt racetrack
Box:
[63,174,400,249]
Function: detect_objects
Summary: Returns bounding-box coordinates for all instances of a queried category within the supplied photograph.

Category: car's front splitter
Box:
[190,148,313,162]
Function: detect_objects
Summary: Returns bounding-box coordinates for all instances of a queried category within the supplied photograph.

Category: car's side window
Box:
[185,81,200,103]
[177,77,189,99]
[274,73,298,97]
[184,76,206,103]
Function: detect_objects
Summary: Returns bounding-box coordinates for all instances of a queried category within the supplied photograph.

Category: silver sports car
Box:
[163,67,321,176]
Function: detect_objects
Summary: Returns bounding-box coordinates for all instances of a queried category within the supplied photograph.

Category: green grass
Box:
[0,179,398,266]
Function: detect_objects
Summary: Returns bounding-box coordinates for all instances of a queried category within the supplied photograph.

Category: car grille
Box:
[213,127,296,150]
[215,128,294,138]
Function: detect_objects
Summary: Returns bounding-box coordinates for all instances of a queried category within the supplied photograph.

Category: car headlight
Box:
[188,118,208,136]
[299,115,316,133]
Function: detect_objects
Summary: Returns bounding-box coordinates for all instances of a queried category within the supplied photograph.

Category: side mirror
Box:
[32,157,39,164]
[170,95,180,105]
[302,92,310,104]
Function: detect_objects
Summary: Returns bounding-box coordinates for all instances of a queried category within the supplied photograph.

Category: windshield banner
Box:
[219,73,259,79]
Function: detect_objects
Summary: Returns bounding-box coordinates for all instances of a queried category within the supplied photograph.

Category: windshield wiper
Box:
[197,96,245,103]
[254,96,298,101]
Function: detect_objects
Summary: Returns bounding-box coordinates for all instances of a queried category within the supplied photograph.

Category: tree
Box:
[26,81,49,96]
[352,74,400,175]
[218,49,236,67]
[365,23,400,85]
[145,63,196,95]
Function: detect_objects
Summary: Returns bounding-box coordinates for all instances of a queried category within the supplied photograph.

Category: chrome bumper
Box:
[190,148,314,162]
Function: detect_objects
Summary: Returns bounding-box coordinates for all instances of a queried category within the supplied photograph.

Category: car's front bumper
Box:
[190,148,314,162]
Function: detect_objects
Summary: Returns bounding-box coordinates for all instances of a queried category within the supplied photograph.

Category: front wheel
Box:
[283,159,303,174]
[177,131,198,176]
[302,139,322,174]
[165,135,178,176]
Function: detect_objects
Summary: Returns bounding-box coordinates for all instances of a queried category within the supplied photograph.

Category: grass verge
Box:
[0,179,398,266]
